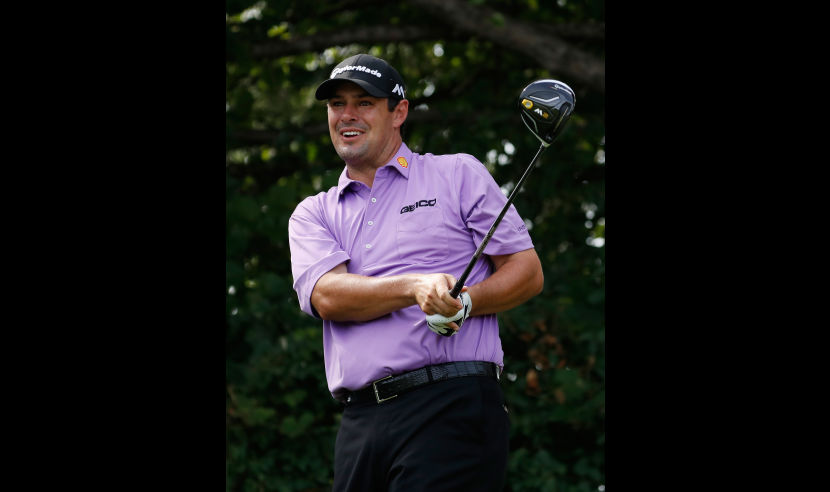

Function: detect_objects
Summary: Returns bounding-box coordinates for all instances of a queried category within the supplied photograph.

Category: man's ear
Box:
[393,99,409,129]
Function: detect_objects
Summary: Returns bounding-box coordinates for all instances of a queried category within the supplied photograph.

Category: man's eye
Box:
[330,101,344,107]
[360,101,372,106]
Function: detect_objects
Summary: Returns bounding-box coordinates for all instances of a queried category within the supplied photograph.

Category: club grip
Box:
[449,274,468,299]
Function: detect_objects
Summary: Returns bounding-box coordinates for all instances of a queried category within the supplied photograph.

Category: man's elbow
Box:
[525,252,544,298]
[312,295,337,321]
[314,295,362,322]
[311,265,351,321]
[531,268,544,297]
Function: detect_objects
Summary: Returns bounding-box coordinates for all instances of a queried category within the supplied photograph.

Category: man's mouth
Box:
[339,128,365,140]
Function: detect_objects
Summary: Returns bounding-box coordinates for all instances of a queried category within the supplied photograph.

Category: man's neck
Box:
[345,138,403,189]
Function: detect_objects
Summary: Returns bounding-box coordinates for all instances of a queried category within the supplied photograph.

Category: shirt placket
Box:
[361,167,386,265]
[363,194,378,255]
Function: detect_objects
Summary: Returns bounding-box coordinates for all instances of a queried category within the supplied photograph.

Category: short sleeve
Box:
[453,154,534,256]
[288,198,351,318]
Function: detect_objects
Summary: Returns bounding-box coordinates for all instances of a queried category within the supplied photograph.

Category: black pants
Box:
[333,375,510,492]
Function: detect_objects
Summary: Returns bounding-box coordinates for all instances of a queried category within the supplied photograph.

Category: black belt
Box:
[342,361,500,405]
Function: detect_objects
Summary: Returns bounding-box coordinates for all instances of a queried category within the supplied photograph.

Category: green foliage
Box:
[227,1,604,490]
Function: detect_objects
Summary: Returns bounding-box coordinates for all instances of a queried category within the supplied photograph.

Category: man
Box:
[288,53,543,492]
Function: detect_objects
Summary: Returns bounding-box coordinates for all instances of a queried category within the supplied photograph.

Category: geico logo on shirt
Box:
[400,198,437,214]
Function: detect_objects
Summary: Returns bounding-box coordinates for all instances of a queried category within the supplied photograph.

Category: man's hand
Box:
[412,274,465,315]
[426,292,472,336]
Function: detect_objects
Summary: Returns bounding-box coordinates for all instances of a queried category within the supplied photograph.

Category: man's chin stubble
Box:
[335,142,369,164]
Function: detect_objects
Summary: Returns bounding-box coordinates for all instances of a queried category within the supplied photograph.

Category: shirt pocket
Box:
[395,206,449,263]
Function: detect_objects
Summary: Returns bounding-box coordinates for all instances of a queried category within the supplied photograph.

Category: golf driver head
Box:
[518,79,575,147]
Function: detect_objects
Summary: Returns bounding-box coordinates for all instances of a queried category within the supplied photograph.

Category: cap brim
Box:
[315,78,390,100]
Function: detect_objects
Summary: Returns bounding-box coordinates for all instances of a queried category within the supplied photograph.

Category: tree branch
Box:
[246,1,604,94]
[251,25,463,58]
[407,0,604,93]
[543,21,605,41]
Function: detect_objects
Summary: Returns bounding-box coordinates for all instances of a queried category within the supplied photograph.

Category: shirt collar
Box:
[384,141,413,179]
[335,142,414,196]
[336,167,357,197]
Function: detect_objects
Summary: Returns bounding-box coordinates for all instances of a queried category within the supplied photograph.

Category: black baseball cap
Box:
[315,54,407,101]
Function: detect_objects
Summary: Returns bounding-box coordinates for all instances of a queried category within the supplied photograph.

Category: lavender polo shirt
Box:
[288,142,534,399]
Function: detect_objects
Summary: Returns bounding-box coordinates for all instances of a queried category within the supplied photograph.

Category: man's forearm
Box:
[312,265,464,322]
[312,266,417,321]
[312,250,541,323]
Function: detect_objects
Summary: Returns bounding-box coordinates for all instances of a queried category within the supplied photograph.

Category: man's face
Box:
[327,81,402,167]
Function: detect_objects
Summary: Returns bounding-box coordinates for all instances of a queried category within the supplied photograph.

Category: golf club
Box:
[446,79,575,303]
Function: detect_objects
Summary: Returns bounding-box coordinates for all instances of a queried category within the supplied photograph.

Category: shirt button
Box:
[368,221,374,226]
[371,198,377,203]
[365,244,372,249]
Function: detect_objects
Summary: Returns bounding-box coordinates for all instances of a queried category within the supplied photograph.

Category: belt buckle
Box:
[372,375,397,404]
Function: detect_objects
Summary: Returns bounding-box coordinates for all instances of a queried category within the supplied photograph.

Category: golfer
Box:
[288,53,543,491]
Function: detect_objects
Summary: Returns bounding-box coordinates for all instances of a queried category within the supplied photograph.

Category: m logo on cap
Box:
[392,84,405,98]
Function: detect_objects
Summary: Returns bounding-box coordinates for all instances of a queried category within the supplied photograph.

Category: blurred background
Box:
[226,1,604,490]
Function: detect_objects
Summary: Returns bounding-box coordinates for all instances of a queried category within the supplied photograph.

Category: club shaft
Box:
[449,143,548,298]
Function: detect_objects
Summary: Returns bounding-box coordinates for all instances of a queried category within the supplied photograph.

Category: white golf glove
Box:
[426,292,472,337]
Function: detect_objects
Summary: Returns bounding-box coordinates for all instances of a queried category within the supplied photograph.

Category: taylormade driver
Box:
[519,79,576,147]
[444,80,575,308]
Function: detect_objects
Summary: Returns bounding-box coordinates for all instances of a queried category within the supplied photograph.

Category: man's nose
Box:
[340,103,358,121]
